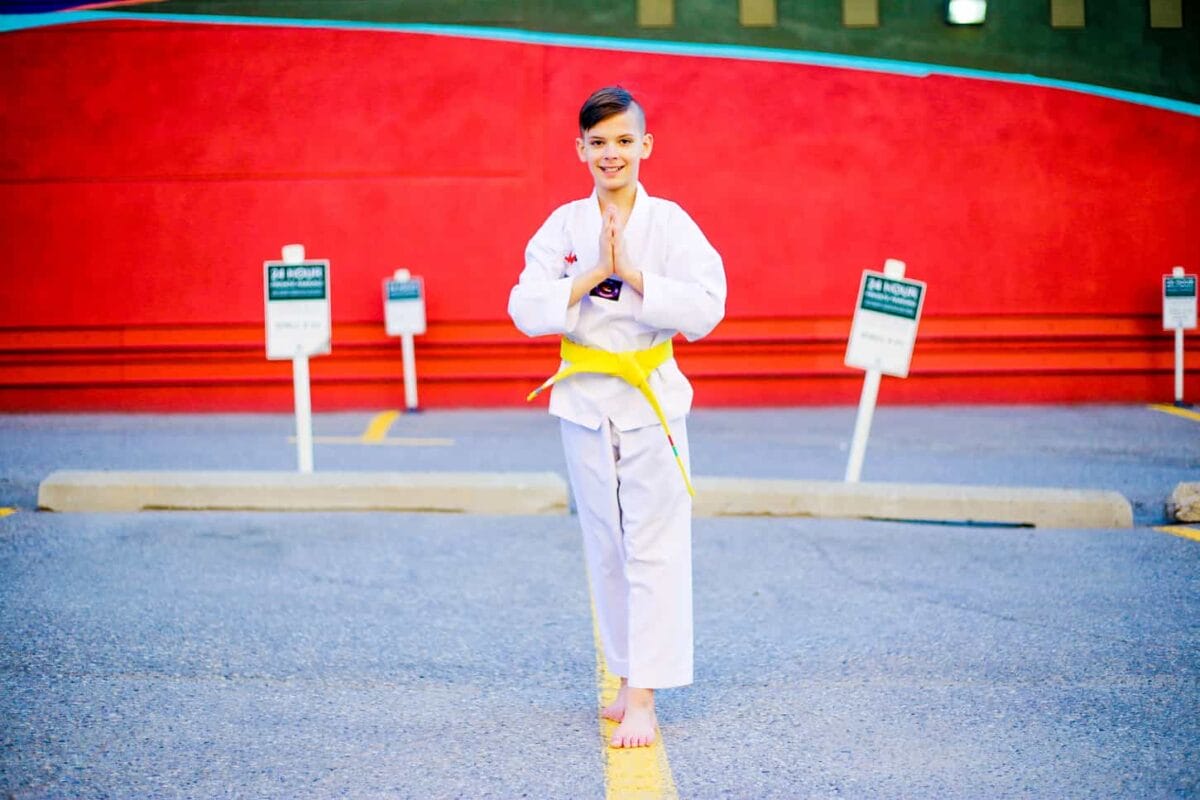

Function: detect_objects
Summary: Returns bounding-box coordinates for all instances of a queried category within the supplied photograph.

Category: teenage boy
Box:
[508,87,726,748]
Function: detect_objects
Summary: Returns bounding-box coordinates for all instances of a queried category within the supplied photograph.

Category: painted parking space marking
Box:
[591,600,679,800]
[283,412,454,446]
[1156,525,1200,543]
[361,410,400,443]
[1147,403,1200,423]
[288,435,454,447]
[1147,406,1199,545]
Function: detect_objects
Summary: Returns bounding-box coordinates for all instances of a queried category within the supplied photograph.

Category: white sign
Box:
[264,260,331,360]
[845,270,926,378]
[383,277,427,336]
[1163,274,1197,330]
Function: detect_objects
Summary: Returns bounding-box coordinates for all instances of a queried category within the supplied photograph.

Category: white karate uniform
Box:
[508,182,726,689]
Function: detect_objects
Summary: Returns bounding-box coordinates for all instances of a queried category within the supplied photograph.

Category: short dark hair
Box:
[579,86,645,133]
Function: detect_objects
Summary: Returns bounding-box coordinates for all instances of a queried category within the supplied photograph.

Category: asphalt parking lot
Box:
[1,405,1198,798]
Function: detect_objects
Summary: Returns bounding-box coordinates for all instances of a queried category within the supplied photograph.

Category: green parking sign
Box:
[264,259,332,359]
[268,263,327,301]
[1163,273,1197,330]
[845,269,927,378]
[860,275,923,320]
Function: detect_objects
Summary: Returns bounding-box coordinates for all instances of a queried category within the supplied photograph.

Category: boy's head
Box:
[578,86,645,134]
[576,86,653,197]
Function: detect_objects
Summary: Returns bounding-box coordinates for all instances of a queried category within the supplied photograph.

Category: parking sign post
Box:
[264,243,331,473]
[383,268,427,412]
[1163,266,1198,407]
[843,258,926,483]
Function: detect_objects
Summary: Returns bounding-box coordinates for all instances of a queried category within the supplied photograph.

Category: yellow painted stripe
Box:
[0,507,15,518]
[1156,525,1200,542]
[1147,403,1200,423]
[361,410,401,443]
[288,435,454,446]
[590,600,679,800]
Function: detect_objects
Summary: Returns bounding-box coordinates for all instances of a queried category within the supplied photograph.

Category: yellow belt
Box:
[526,338,695,497]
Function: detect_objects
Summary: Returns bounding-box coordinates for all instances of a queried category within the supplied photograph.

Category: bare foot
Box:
[609,687,656,748]
[602,679,628,723]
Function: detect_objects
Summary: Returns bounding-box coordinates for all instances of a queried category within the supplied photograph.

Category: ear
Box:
[641,132,654,159]
[576,137,587,162]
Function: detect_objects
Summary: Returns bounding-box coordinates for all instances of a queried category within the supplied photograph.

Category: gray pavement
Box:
[1,405,1199,798]
[2,513,1197,798]
[2,512,598,799]
[1,404,1196,524]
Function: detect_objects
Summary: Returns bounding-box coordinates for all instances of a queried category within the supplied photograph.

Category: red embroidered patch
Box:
[564,252,577,265]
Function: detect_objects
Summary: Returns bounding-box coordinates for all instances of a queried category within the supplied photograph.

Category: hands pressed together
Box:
[570,204,644,304]
[600,204,640,285]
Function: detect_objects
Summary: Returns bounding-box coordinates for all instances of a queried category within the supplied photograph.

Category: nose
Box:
[602,142,618,158]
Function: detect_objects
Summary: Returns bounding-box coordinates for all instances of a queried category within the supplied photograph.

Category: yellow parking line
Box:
[0,507,15,518]
[288,435,454,447]
[1156,525,1200,543]
[1147,403,1200,423]
[591,600,679,800]
[362,410,401,443]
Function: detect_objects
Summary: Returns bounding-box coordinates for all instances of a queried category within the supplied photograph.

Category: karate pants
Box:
[560,416,694,689]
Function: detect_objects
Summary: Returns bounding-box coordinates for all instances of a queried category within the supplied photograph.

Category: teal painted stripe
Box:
[0,12,65,31]
[4,11,1198,118]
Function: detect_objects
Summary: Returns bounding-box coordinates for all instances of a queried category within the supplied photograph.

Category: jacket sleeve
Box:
[637,206,726,341]
[507,209,582,337]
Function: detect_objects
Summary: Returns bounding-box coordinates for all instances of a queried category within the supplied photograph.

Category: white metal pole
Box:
[281,242,315,473]
[293,353,314,473]
[401,332,419,411]
[845,369,881,483]
[1172,265,1186,406]
[844,257,906,483]
[1176,327,1185,406]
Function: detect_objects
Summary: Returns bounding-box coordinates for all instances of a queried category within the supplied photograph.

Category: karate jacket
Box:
[508,183,726,432]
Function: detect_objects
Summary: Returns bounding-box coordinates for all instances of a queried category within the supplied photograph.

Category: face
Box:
[576,110,653,195]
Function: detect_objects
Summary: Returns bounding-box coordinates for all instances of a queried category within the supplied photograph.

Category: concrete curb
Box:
[1167,482,1200,522]
[692,477,1134,529]
[37,470,1134,528]
[37,470,569,515]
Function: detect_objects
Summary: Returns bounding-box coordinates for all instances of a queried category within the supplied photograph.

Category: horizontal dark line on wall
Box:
[0,335,1179,357]
[3,364,1189,391]
[0,171,529,186]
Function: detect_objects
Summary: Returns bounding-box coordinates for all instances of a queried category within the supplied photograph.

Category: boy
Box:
[508,87,726,748]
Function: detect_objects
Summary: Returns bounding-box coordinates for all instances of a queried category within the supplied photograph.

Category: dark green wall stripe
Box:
[3,10,1197,118]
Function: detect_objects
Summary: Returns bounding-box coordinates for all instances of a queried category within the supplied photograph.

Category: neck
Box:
[597,182,637,217]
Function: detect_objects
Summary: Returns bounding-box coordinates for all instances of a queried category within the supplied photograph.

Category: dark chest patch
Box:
[589,277,623,302]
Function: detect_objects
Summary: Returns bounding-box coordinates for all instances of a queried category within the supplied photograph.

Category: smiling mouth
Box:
[600,165,623,175]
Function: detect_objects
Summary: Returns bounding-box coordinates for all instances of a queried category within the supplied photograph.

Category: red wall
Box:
[1,18,1198,409]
